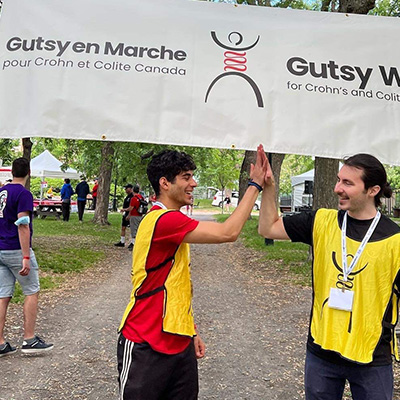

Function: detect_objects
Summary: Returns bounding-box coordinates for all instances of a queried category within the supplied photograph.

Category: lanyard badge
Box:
[328,211,380,312]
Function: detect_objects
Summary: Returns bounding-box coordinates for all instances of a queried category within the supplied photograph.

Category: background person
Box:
[75,176,90,222]
[91,178,98,210]
[60,178,74,222]
[224,195,231,213]
[114,184,134,248]
[0,157,53,356]
[118,145,267,400]
[46,186,53,199]
[126,184,144,251]
[258,152,398,400]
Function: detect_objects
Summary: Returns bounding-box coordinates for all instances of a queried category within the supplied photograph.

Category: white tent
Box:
[30,150,80,200]
[0,167,12,183]
[291,169,314,211]
[31,150,80,180]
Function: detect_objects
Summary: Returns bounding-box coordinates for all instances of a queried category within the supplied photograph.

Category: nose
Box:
[191,178,198,188]
[334,182,342,194]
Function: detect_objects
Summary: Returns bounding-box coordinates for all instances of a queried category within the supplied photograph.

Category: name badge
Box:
[328,288,354,312]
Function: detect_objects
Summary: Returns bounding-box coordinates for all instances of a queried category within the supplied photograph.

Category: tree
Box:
[314,0,377,210]
[92,141,114,225]
[22,138,33,189]
[238,150,256,204]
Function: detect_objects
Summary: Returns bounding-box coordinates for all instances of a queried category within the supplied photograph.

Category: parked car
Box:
[212,190,260,210]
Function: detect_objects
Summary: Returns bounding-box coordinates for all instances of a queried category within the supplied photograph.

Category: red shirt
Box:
[129,194,143,217]
[122,206,199,354]
[92,184,98,197]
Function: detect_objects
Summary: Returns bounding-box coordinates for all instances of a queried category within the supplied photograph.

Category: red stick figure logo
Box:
[205,31,264,108]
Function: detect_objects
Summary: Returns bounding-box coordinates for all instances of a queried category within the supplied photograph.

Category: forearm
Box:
[258,184,281,238]
[219,185,260,242]
[18,225,31,257]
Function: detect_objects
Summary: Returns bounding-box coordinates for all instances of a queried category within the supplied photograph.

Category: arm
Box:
[17,211,31,276]
[126,196,138,213]
[194,329,205,359]
[258,157,290,240]
[184,144,268,244]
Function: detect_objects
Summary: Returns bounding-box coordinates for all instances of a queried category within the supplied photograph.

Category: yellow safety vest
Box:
[311,208,400,364]
[119,209,195,337]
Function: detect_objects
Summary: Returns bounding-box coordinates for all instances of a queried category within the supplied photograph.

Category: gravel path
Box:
[1,212,397,399]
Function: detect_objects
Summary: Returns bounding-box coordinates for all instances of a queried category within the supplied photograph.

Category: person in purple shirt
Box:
[0,158,53,357]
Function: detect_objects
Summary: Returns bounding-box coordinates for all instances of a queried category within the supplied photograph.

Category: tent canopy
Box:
[291,169,314,187]
[30,150,80,180]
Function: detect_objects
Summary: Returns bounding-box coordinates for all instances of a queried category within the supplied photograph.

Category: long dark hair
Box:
[344,153,392,207]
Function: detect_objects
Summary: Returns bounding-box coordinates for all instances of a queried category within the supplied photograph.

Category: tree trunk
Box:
[313,157,339,210]
[270,153,285,206]
[338,0,375,13]
[92,142,114,225]
[238,150,257,203]
[22,138,32,190]
[239,151,285,204]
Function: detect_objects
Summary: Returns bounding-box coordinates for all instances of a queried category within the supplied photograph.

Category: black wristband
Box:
[248,180,263,192]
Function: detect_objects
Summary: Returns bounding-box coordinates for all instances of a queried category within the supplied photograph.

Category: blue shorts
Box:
[0,249,40,297]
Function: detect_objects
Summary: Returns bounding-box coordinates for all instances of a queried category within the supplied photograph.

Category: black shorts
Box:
[121,214,130,227]
[117,334,198,400]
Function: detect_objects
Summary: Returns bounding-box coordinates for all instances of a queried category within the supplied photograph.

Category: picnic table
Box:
[33,199,77,219]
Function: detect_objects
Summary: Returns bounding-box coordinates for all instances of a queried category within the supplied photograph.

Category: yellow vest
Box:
[311,209,400,364]
[119,209,195,337]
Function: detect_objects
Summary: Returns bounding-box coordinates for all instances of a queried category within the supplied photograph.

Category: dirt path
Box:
[2,212,396,399]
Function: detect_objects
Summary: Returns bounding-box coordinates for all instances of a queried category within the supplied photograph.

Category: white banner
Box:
[1,0,400,164]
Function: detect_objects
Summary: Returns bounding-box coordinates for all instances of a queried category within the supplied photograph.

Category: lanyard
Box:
[341,210,381,282]
[153,201,167,210]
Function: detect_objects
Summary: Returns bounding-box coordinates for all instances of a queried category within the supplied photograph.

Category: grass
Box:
[11,211,121,303]
[215,214,312,286]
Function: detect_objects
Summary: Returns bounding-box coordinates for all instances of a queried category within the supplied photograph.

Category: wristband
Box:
[23,256,30,260]
[248,179,263,192]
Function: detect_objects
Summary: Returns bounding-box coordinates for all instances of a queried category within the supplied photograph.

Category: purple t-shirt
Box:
[0,183,33,250]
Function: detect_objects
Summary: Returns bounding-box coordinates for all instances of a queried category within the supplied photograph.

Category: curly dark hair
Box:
[147,150,196,196]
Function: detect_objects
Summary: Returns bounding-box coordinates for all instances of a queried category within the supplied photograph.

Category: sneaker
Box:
[0,342,17,357]
[21,336,53,354]
[114,241,125,247]
[127,243,134,251]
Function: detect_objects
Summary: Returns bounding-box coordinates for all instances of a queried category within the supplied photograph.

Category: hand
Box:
[19,258,31,276]
[194,334,206,359]
[249,144,268,188]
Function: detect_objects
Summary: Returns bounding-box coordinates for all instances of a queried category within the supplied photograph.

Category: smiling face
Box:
[334,165,379,218]
[168,171,197,208]
[158,170,197,209]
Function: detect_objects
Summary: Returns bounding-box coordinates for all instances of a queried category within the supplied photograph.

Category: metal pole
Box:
[264,153,274,246]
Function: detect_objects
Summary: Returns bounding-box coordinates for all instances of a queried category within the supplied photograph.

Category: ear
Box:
[159,177,169,192]
[368,185,381,198]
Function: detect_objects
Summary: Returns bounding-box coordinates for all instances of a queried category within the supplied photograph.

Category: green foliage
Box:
[198,148,242,190]
[370,0,400,15]
[386,165,400,191]
[0,139,20,165]
[280,154,314,195]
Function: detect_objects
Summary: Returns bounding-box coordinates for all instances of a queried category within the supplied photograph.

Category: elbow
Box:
[258,224,271,238]
[224,230,240,243]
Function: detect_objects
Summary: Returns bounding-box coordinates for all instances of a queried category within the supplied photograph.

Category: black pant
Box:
[92,196,97,210]
[62,201,71,221]
[77,200,86,221]
[117,334,198,400]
